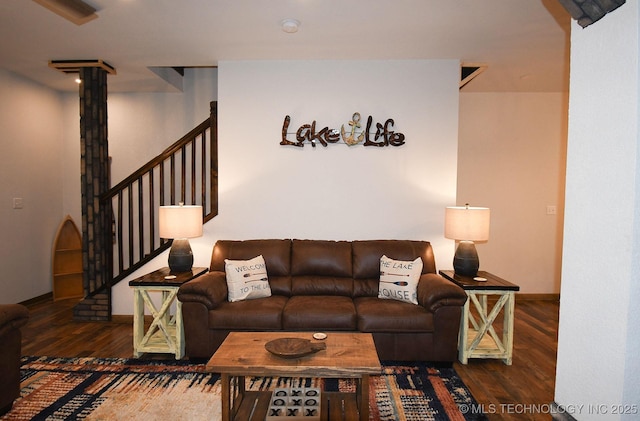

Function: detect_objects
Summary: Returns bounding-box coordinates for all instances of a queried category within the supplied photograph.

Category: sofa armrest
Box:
[417,273,467,312]
[0,304,29,338]
[177,271,228,310]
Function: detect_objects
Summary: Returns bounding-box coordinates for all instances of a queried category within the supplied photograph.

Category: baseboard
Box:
[551,402,578,421]
[111,315,132,324]
[111,315,153,324]
[516,293,560,301]
[20,292,53,307]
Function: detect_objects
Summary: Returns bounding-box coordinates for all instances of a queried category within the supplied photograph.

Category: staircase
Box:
[73,101,218,321]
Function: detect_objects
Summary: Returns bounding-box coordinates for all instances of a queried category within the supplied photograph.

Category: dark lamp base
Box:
[168,239,194,273]
[453,240,480,277]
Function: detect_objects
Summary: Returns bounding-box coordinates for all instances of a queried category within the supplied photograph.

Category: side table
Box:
[439,270,520,365]
[129,267,207,359]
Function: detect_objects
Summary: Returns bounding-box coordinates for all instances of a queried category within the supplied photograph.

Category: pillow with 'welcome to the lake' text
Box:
[225,255,272,302]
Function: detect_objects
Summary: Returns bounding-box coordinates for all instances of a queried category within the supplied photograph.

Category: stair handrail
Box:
[97,101,218,288]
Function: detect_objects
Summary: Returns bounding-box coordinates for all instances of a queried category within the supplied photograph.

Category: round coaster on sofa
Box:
[312,332,327,340]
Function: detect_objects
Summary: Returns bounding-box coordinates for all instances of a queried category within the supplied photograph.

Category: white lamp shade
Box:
[159,205,203,239]
[444,206,490,241]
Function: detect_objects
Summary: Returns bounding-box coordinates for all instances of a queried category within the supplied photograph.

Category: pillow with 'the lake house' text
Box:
[378,255,422,305]
[224,255,272,302]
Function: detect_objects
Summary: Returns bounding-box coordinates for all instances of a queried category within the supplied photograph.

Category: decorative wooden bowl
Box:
[265,338,327,359]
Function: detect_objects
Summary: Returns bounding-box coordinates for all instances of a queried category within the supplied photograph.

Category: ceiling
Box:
[0,0,572,93]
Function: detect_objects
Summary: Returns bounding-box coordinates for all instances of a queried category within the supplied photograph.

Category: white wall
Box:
[215,60,459,240]
[60,94,81,223]
[108,69,218,184]
[54,68,219,314]
[555,4,639,419]
[2,60,564,315]
[0,67,217,305]
[0,69,64,303]
[61,68,219,226]
[112,59,461,314]
[458,92,567,294]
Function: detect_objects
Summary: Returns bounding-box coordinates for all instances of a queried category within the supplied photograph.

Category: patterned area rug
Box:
[2,356,487,420]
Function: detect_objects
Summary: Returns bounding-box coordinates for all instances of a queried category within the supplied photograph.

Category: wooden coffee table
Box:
[206,331,381,421]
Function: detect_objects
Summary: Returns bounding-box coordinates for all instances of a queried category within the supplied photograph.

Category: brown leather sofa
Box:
[0,304,29,415]
[177,239,467,362]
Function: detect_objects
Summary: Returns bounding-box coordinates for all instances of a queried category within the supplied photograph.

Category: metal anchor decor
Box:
[280,112,405,148]
[341,112,366,146]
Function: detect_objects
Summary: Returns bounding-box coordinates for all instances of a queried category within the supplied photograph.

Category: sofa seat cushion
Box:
[354,297,434,333]
[283,296,356,330]
[209,295,288,330]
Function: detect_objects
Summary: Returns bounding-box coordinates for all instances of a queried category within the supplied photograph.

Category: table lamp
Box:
[159,203,203,272]
[444,204,490,277]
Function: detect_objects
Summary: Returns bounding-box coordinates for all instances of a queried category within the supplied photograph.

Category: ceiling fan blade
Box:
[32,0,98,25]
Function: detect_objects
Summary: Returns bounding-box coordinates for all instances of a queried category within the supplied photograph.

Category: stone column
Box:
[74,66,111,321]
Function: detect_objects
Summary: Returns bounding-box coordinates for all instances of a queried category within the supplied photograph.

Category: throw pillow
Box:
[378,255,423,305]
[224,255,272,302]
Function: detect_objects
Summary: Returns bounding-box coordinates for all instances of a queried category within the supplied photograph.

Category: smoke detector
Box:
[281,19,300,33]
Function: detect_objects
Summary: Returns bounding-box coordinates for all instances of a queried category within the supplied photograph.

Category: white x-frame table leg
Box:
[132,285,184,359]
[459,289,515,365]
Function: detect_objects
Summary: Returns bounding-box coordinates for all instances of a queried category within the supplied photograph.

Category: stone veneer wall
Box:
[73,66,111,321]
[73,293,110,321]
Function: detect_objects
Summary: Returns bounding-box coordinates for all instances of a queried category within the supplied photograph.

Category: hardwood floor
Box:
[21,298,133,359]
[20,297,559,420]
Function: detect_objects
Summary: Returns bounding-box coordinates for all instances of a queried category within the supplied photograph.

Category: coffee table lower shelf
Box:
[232,389,359,421]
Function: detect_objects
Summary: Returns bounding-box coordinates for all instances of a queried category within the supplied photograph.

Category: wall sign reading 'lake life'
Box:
[280,112,406,148]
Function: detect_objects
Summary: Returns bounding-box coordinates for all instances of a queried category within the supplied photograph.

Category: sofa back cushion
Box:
[210,239,292,296]
[352,240,437,297]
[291,240,353,277]
[290,240,354,296]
